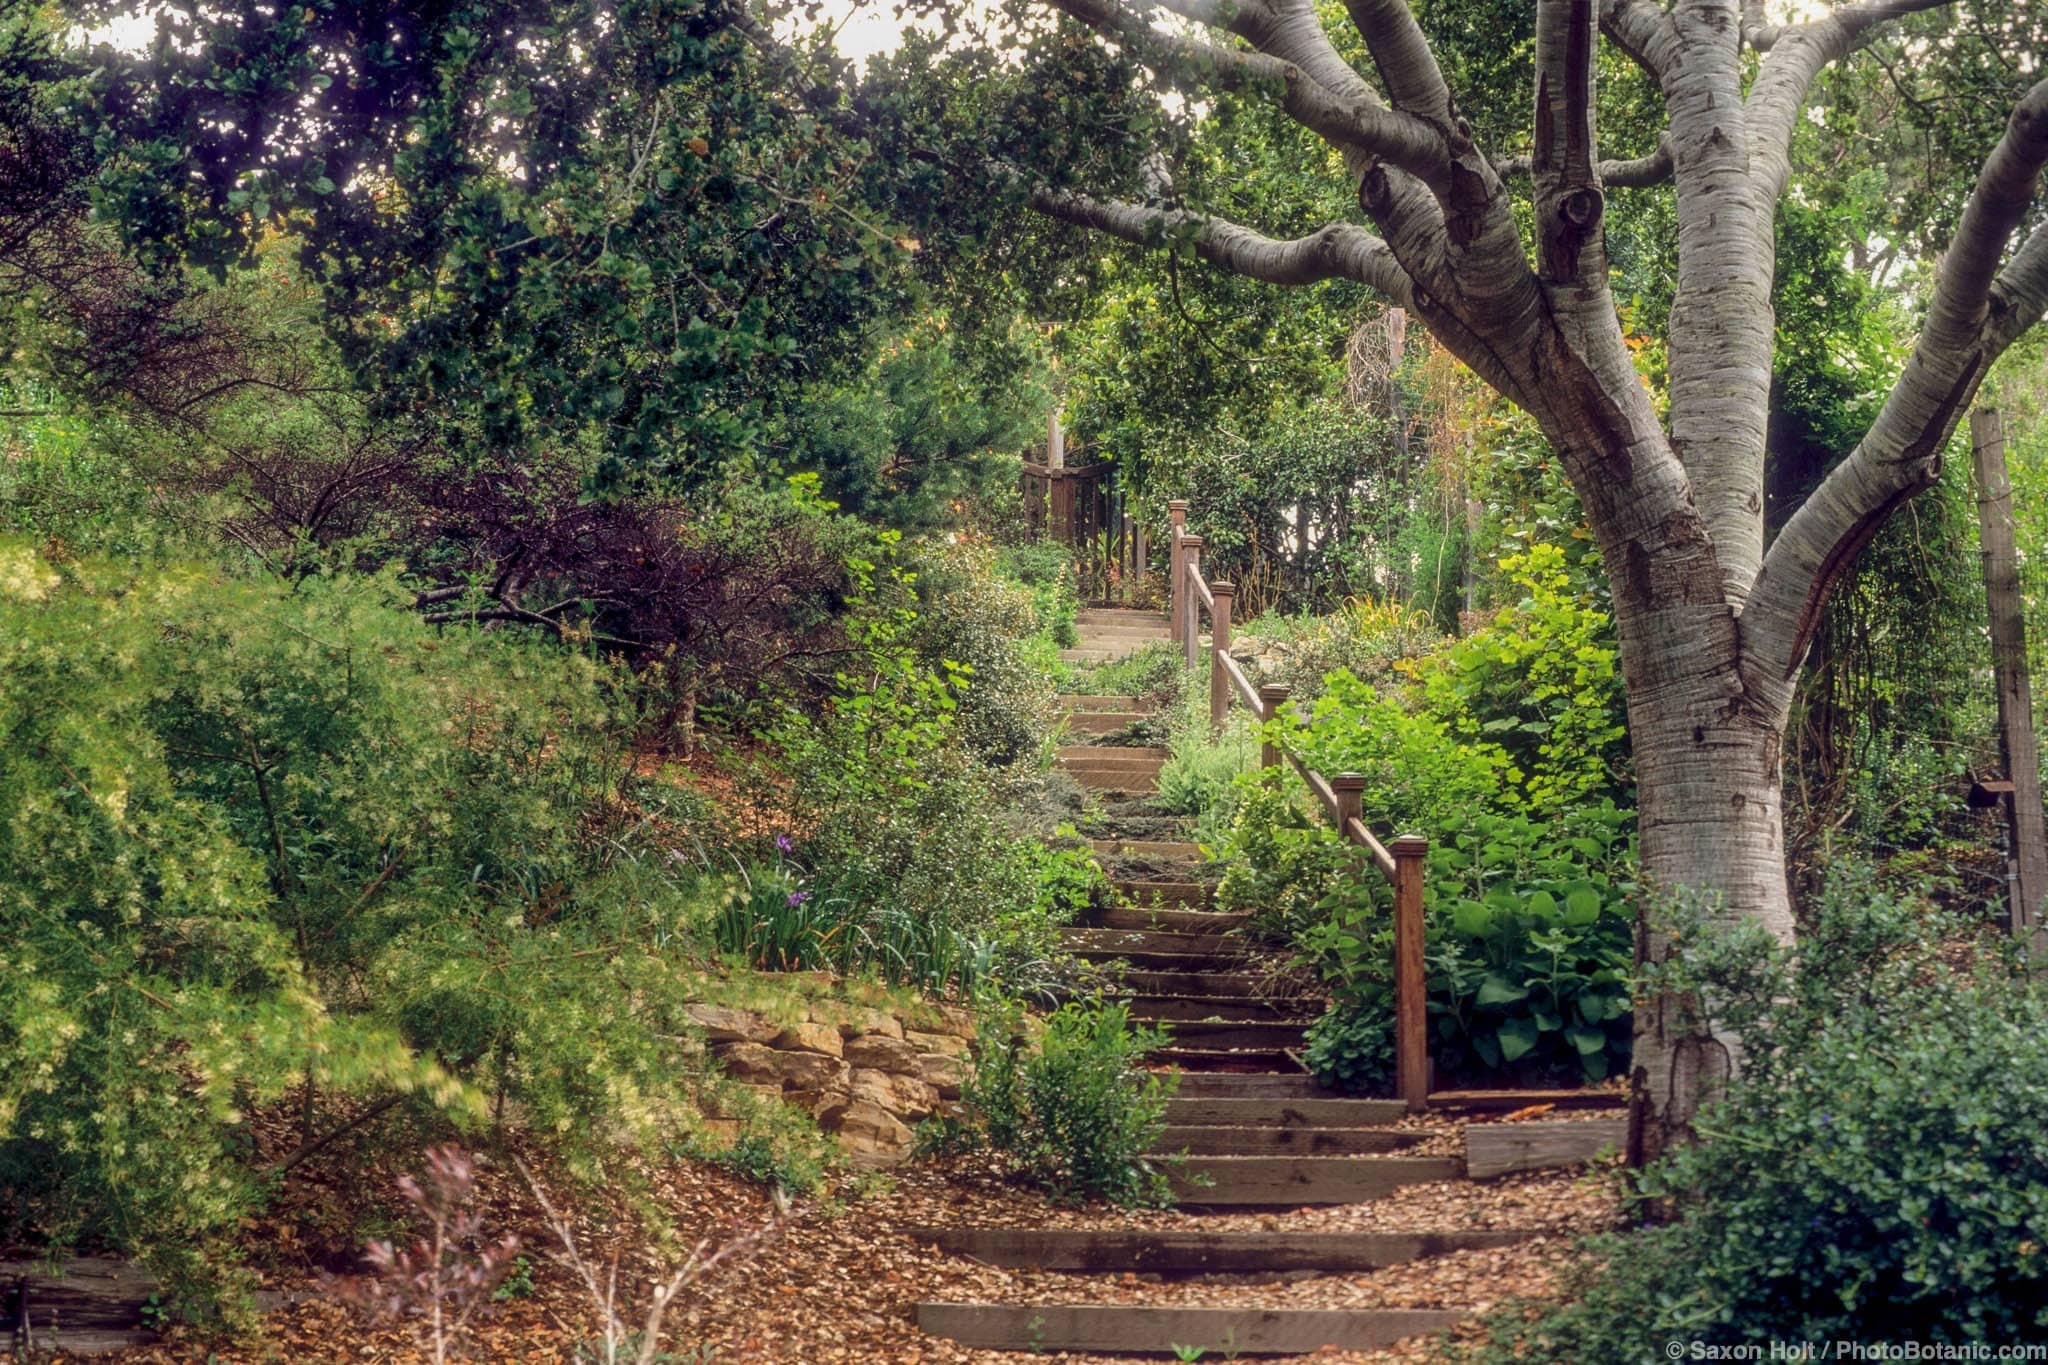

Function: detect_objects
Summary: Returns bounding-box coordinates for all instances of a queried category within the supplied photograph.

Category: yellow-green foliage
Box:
[0,546,735,1313]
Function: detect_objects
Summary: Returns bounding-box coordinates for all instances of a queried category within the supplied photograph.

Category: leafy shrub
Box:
[1415,544,1627,810]
[996,541,1081,649]
[1260,598,1444,705]
[1087,640,1186,706]
[1279,670,1512,830]
[1459,873,2048,1358]
[958,1001,1178,1207]
[0,545,731,1316]
[1302,996,1395,1095]
[912,539,1060,766]
[756,577,1085,1001]
[1296,802,1634,1091]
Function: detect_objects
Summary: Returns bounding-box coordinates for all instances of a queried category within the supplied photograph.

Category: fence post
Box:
[1167,500,1188,645]
[1258,683,1290,770]
[1330,772,1364,835]
[1391,834,1431,1114]
[1179,535,1205,669]
[1209,580,1235,734]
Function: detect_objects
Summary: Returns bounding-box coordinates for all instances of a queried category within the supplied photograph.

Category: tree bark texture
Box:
[1025,0,2048,1158]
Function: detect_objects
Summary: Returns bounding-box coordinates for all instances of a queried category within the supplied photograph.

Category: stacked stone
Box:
[686,1002,976,1166]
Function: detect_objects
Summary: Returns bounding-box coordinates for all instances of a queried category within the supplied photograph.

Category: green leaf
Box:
[1567,1025,1608,1055]
[1496,1017,1539,1062]
[1476,974,1529,1007]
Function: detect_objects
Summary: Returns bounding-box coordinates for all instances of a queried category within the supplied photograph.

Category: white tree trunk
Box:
[1616,597,1795,1160]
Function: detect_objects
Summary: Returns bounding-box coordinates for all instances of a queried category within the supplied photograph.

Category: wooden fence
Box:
[1022,460,1146,603]
[1166,498,1432,1113]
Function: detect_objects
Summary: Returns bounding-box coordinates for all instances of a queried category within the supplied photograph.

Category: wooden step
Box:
[1150,1047,1305,1073]
[1065,767,1161,793]
[1147,1019,1311,1051]
[911,1227,1527,1274]
[1124,993,1312,1022]
[1074,947,1242,970]
[917,1303,1467,1354]
[1077,610,1171,626]
[1172,1155,1463,1206]
[1430,1088,1629,1114]
[1060,927,1237,956]
[1062,710,1152,734]
[1171,1073,1344,1097]
[1059,694,1146,711]
[1163,1095,1405,1127]
[1102,906,1246,933]
[1465,1117,1628,1178]
[1058,745,1169,765]
[1089,838,1201,860]
[1120,970,1296,997]
[1153,1125,1426,1157]
[1113,879,1212,908]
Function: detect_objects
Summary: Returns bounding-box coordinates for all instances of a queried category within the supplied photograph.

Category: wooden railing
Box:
[1166,499,1432,1113]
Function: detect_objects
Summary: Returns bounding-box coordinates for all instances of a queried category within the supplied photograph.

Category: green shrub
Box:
[958,1001,1178,1207]
[1278,670,1512,831]
[0,546,732,1316]
[1088,639,1186,705]
[1302,996,1396,1095]
[912,539,1061,767]
[1415,544,1627,811]
[996,541,1082,649]
[1261,599,1444,705]
[1459,873,2048,1358]
[757,576,1084,1001]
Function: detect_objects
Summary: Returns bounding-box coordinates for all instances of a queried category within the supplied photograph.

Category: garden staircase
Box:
[913,608,1622,1357]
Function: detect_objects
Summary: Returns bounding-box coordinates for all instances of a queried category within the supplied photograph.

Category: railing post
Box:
[1167,500,1188,646]
[1330,772,1364,834]
[1180,535,1204,669]
[1258,684,1291,770]
[1391,834,1431,1114]
[1209,580,1235,734]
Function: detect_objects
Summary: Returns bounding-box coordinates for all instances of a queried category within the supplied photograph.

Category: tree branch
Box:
[1043,0,1448,178]
[1600,0,1681,86]
[1028,185,1417,299]
[1499,135,1673,188]
[1341,0,1458,120]
[1745,76,2048,688]
[1747,0,1959,207]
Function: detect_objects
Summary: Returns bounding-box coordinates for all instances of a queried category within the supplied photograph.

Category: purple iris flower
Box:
[787,890,811,908]
[774,833,793,855]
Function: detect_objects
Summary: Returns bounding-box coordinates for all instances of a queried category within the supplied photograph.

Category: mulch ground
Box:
[26,1145,1621,1365]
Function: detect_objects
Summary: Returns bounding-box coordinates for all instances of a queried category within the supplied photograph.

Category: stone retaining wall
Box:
[688,1001,976,1167]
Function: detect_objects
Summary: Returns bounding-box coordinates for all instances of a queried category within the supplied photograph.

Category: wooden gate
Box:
[1021,460,1146,604]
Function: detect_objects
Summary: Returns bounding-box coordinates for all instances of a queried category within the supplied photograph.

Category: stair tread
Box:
[910,1227,1527,1273]
[916,1303,1468,1354]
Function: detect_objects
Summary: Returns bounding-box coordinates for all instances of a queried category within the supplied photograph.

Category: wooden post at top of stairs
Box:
[1168,500,1188,651]
[1391,834,1431,1114]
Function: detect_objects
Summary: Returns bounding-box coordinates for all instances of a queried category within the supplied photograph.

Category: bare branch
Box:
[1746,76,2048,686]
[1499,135,1673,188]
[1028,185,1416,299]
[1044,0,1448,177]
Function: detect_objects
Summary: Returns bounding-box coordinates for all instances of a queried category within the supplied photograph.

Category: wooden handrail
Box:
[1167,514,1431,1114]
[1217,649,1261,715]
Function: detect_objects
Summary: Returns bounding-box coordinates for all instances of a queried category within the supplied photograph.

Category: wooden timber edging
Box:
[915,1302,1469,1354]
[1464,1117,1629,1178]
[907,1227,1534,1274]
